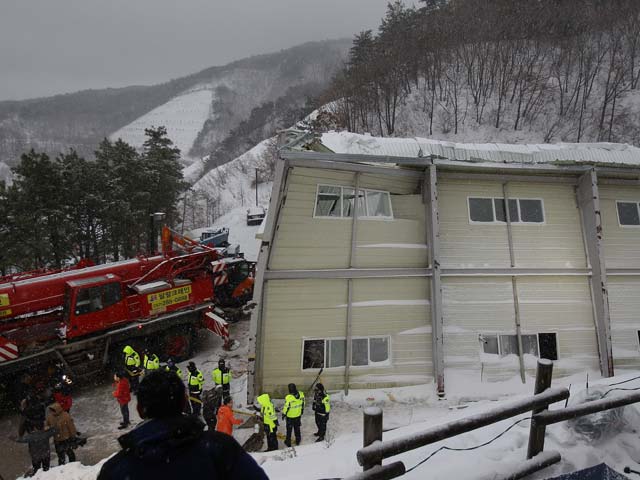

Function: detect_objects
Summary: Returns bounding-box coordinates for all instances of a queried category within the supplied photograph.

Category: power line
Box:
[405,417,531,473]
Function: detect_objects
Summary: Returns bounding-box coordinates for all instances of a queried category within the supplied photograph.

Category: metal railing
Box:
[346,360,640,480]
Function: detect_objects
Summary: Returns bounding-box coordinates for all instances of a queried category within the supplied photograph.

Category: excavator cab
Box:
[63,276,128,339]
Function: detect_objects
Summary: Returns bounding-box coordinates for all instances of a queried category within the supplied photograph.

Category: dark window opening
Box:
[618,202,640,226]
[519,199,544,223]
[538,333,558,361]
[302,339,325,369]
[469,198,494,222]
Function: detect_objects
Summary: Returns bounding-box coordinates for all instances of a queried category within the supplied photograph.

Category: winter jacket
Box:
[53,391,73,412]
[216,404,242,435]
[283,391,305,419]
[46,402,77,443]
[113,378,131,406]
[21,394,47,433]
[17,428,56,462]
[202,388,223,422]
[97,414,268,480]
[312,390,331,415]
[257,394,278,433]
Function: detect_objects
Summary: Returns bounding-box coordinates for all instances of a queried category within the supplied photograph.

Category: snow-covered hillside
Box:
[110,87,213,162]
[193,138,273,209]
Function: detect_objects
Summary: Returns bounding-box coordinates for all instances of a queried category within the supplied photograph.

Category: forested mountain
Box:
[321,0,640,145]
[0,39,349,182]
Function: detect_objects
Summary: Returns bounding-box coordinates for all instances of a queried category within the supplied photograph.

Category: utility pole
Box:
[255,168,259,207]
[181,190,188,234]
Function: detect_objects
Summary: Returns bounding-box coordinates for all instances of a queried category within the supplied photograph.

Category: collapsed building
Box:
[249,132,640,397]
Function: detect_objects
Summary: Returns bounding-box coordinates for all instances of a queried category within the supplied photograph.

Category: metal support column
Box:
[576,170,614,377]
[503,183,526,384]
[345,173,361,394]
[426,165,445,395]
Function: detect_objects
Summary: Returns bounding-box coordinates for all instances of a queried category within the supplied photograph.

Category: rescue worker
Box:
[142,349,160,374]
[123,345,142,393]
[202,385,223,431]
[216,397,242,436]
[282,383,304,447]
[186,361,204,416]
[312,383,330,442]
[164,358,182,379]
[256,393,279,451]
[212,358,232,403]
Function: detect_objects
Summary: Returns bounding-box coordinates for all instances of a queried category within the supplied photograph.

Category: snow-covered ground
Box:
[11,336,640,480]
[110,87,213,162]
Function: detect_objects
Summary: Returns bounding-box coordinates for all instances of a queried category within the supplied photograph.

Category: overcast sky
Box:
[0,0,393,101]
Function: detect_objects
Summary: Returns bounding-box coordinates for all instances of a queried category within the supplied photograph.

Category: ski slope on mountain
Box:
[110,87,213,162]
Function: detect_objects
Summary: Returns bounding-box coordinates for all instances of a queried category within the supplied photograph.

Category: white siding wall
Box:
[438,180,587,268]
[600,185,640,268]
[269,167,426,270]
[608,277,640,369]
[442,276,599,381]
[261,278,432,396]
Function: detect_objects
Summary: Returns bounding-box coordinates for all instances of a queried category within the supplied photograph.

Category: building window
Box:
[302,336,391,370]
[314,185,393,220]
[616,201,640,226]
[480,333,558,360]
[468,197,544,224]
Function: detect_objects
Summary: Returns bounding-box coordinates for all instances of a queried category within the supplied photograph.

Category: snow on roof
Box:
[320,132,640,168]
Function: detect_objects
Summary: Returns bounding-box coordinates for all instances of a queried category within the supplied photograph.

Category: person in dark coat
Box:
[20,392,47,436]
[312,383,330,442]
[97,369,269,480]
[202,385,223,431]
[15,422,56,476]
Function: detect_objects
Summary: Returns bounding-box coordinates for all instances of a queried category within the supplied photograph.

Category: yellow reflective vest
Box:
[212,368,231,385]
[257,393,277,433]
[143,354,160,371]
[188,370,204,394]
[123,346,141,375]
[321,393,331,413]
[283,392,305,419]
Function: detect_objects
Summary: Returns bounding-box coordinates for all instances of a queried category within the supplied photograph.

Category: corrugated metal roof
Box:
[319,132,640,167]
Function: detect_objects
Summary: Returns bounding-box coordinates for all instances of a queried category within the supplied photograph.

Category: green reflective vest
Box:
[283,392,305,419]
[257,393,277,432]
[188,370,204,394]
[143,354,160,370]
[212,368,231,385]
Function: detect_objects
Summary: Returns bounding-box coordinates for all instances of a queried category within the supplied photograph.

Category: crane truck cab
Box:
[63,275,127,338]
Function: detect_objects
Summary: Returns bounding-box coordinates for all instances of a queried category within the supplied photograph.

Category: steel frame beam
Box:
[264,268,433,280]
[576,169,614,377]
[438,171,578,184]
[248,158,290,399]
[425,165,445,395]
[286,157,423,178]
